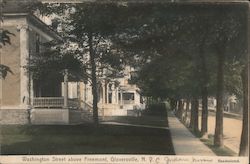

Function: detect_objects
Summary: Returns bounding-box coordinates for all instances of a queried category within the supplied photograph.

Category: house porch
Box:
[30,70,93,124]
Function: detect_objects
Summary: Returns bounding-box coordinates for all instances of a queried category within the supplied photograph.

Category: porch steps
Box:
[69,110,93,124]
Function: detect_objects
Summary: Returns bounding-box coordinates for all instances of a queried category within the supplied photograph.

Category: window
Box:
[108,93,112,103]
[123,93,134,101]
[118,92,121,100]
[140,95,143,104]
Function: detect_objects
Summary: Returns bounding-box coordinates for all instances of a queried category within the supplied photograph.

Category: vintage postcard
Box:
[0,0,249,163]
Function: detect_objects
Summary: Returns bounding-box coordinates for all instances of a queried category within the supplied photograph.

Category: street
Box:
[199,112,242,155]
[185,111,242,155]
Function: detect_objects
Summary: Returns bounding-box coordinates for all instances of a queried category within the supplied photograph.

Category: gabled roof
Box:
[27,14,62,41]
[2,0,39,13]
[2,0,62,41]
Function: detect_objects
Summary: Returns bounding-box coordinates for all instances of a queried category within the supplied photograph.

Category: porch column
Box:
[77,82,81,107]
[84,81,87,102]
[100,83,106,112]
[111,84,116,105]
[120,90,123,105]
[19,25,29,108]
[115,87,119,104]
[30,75,34,106]
[106,83,109,103]
[83,80,87,110]
[105,83,108,104]
[102,84,105,104]
[63,69,68,108]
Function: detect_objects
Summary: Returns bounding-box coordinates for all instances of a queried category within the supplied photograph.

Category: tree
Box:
[239,64,248,156]
[212,7,246,148]
[122,6,209,135]
[66,3,132,125]
[122,4,248,144]
[32,3,142,125]
[32,3,248,149]
[192,17,210,137]
[190,98,199,133]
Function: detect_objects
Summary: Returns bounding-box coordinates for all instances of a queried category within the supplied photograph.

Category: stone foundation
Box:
[0,108,93,125]
[102,108,128,116]
[31,109,69,125]
[0,109,29,124]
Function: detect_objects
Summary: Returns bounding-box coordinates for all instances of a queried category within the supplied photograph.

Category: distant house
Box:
[206,95,242,114]
[73,66,145,117]
[223,94,242,114]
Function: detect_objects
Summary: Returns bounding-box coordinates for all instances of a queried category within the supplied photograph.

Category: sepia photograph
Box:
[0,0,249,163]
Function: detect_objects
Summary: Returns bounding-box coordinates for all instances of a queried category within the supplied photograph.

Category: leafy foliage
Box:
[0,65,13,79]
[0,30,15,48]
[124,3,247,101]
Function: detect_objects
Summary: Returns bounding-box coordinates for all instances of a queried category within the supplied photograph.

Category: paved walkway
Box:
[167,110,216,156]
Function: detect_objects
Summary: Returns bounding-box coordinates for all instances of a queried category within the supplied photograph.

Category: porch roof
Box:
[2,0,39,13]
[2,0,62,41]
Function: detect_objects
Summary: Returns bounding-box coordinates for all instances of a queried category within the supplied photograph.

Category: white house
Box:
[64,66,145,117]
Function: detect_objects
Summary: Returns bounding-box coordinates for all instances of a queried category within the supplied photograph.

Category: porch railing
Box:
[83,101,93,112]
[82,101,104,116]
[33,97,79,109]
[68,98,80,108]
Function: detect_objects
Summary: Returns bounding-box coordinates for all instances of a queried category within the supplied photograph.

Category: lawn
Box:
[102,115,169,127]
[0,115,175,155]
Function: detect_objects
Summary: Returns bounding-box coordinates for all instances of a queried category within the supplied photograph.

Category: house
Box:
[1,1,145,125]
[65,66,145,117]
[203,96,242,114]
[223,94,242,114]
[0,0,75,124]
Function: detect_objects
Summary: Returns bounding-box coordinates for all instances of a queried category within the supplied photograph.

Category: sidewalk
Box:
[167,110,215,156]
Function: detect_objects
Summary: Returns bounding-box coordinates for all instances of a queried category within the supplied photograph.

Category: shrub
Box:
[143,103,167,116]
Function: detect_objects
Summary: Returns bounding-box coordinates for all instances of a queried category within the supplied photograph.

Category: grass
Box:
[102,115,169,127]
[0,115,174,155]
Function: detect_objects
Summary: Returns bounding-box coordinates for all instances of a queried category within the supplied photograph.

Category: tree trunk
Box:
[190,99,194,129]
[180,100,184,121]
[185,99,190,123]
[177,99,182,118]
[199,38,209,136]
[88,32,99,126]
[214,52,225,147]
[201,88,208,136]
[170,98,177,111]
[174,99,177,112]
[193,98,199,134]
[239,66,248,156]
[190,98,199,134]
